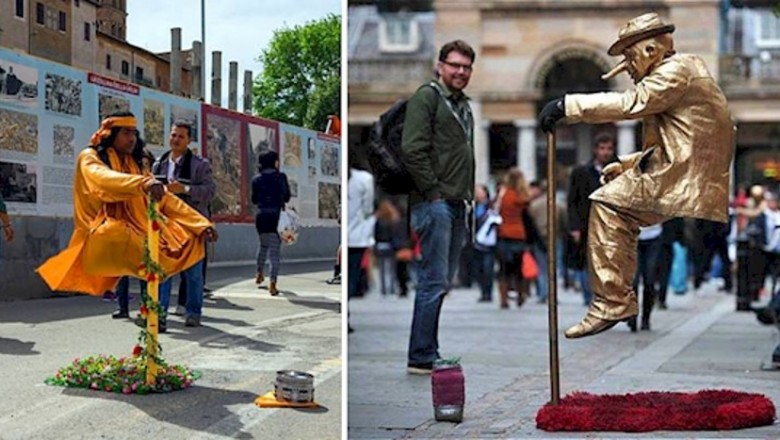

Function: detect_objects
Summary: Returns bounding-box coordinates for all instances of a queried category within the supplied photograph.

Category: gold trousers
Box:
[586,201,668,320]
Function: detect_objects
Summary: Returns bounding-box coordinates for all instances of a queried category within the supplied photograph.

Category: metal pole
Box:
[201,0,206,100]
[546,131,561,405]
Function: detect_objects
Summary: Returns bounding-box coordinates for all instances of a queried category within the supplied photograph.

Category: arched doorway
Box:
[534,50,618,187]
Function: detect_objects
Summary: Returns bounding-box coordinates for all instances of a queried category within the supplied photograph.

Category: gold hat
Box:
[608,12,675,56]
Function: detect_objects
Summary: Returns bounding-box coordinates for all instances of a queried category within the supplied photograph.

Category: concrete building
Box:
[0,0,193,96]
[348,0,779,190]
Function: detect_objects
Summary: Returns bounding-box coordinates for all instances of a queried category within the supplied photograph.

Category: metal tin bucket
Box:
[274,370,315,403]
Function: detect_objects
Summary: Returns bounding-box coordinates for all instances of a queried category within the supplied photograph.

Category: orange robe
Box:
[37,148,212,295]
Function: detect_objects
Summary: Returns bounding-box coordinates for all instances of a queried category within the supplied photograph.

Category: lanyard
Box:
[428,81,473,145]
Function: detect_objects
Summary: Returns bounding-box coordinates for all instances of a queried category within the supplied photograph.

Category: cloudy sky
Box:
[127,0,341,109]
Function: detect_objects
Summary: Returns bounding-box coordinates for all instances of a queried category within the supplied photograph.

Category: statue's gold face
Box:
[622,39,661,83]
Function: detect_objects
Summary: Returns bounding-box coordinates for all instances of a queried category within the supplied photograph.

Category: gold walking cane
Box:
[546,131,560,405]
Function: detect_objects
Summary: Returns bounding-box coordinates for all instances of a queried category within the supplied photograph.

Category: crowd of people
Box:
[347,15,780,376]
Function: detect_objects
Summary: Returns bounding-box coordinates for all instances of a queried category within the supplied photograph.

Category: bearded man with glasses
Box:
[400,40,476,374]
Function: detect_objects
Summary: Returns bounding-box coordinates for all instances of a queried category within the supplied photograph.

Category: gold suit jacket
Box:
[564,54,735,223]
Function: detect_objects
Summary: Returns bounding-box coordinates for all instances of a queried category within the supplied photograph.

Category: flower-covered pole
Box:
[145,197,160,385]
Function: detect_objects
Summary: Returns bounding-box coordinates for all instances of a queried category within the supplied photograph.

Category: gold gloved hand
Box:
[600,162,625,185]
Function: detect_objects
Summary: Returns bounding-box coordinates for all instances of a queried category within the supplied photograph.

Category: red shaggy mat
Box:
[536,390,776,432]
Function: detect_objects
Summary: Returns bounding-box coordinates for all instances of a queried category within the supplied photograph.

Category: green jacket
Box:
[400,80,475,206]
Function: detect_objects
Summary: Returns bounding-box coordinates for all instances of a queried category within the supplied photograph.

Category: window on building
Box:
[35,2,44,25]
[15,0,23,18]
[758,9,780,48]
[58,11,66,32]
[106,54,112,70]
[111,24,117,36]
[46,7,56,29]
[84,22,91,41]
[378,14,420,53]
[75,0,80,6]
[135,66,144,79]
[121,61,129,75]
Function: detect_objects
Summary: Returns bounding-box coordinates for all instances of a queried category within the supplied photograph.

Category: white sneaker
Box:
[172,305,186,316]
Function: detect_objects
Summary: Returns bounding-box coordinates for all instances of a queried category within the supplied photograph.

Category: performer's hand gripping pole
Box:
[546,131,561,405]
[145,197,160,385]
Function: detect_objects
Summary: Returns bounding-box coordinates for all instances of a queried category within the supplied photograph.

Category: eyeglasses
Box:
[441,60,473,73]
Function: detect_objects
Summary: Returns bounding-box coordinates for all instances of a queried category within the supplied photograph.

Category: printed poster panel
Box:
[244,117,279,219]
[0,60,38,109]
[139,89,201,159]
[53,124,76,164]
[45,73,82,117]
[203,106,243,219]
[0,108,38,160]
[143,99,165,149]
[318,133,340,181]
[318,182,340,220]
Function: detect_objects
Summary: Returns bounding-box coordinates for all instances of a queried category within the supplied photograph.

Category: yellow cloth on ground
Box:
[37,147,212,295]
[255,391,320,409]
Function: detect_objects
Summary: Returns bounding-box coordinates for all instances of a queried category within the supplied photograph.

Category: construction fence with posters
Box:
[0,48,340,300]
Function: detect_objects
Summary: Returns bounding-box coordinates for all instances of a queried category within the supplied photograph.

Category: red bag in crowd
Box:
[521,250,539,280]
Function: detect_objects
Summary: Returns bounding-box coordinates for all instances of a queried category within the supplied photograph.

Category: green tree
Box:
[253,14,340,131]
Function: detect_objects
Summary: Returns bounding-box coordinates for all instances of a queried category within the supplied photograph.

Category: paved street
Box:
[0,262,342,440]
[348,281,780,439]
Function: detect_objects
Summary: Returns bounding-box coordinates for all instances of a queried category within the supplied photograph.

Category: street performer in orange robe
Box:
[37,112,217,296]
[538,13,735,338]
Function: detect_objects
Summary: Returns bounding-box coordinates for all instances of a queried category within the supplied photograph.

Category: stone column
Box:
[514,119,537,182]
[243,70,253,114]
[471,99,489,185]
[211,51,222,106]
[228,61,238,110]
[191,41,203,100]
[616,120,638,157]
[170,28,182,95]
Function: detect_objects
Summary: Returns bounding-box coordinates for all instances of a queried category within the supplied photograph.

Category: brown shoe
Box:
[255,272,264,285]
[269,282,279,296]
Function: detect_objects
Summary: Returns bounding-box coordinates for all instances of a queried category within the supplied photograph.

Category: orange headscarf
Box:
[89,116,137,147]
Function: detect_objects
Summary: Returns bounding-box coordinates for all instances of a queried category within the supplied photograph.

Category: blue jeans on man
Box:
[408,200,466,368]
[160,259,205,321]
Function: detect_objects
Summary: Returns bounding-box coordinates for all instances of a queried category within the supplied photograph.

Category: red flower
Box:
[146,273,156,282]
[140,305,149,317]
[151,220,160,231]
[132,345,143,357]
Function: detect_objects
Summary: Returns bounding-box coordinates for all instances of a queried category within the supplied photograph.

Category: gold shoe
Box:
[565,314,629,338]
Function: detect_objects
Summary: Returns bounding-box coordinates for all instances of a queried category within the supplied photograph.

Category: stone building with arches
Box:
[348,0,780,192]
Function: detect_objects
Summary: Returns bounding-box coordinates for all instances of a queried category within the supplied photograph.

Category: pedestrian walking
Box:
[565,133,617,306]
[251,149,291,296]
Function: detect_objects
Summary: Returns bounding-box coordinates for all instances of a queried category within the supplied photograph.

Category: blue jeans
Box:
[474,247,495,301]
[116,276,147,313]
[532,244,549,301]
[574,269,593,305]
[408,200,466,365]
[160,259,205,318]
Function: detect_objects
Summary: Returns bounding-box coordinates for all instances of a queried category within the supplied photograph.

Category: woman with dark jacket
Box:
[251,149,291,295]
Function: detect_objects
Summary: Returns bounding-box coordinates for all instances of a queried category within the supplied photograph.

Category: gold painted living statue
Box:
[538,12,735,338]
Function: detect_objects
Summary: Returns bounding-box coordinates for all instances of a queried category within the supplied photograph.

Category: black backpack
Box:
[367,83,439,195]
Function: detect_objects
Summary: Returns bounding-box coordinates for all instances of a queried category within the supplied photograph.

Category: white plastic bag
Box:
[475,209,502,248]
[278,209,301,246]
